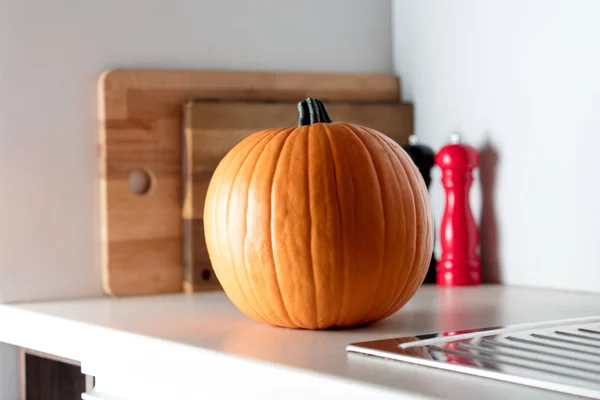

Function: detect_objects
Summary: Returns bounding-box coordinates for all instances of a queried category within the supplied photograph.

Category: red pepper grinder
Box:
[435,133,481,286]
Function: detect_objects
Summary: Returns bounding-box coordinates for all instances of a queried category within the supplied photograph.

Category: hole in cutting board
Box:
[129,169,152,195]
[202,269,211,281]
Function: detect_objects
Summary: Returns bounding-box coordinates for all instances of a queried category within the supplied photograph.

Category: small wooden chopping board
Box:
[182,100,414,292]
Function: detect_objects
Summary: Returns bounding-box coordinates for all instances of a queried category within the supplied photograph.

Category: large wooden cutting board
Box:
[98,68,401,296]
[182,100,413,292]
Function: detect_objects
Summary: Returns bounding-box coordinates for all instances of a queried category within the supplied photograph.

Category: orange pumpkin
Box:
[204,98,433,329]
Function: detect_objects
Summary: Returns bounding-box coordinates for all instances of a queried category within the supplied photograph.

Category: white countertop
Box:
[2,284,600,399]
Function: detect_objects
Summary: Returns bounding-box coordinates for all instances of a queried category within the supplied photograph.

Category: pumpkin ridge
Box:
[396,148,429,310]
[336,122,386,325]
[249,127,298,327]
[330,125,360,327]
[272,128,316,328]
[306,126,320,328]
[389,138,432,308]
[379,136,420,316]
[228,130,280,325]
[379,136,425,316]
[267,128,298,328]
[391,136,432,304]
[241,130,295,326]
[322,123,346,328]
[214,129,275,323]
[364,130,412,317]
[353,124,405,321]
[342,123,387,324]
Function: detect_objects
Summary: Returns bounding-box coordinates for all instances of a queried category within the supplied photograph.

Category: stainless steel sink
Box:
[347,316,600,398]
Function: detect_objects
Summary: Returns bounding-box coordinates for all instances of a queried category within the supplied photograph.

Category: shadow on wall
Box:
[479,139,501,283]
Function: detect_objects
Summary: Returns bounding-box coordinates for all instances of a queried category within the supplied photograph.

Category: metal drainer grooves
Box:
[455,342,600,375]
[348,317,600,399]
[530,333,600,349]
[505,336,600,357]
[430,344,600,384]
[480,337,600,365]
[580,328,600,336]
[555,330,600,342]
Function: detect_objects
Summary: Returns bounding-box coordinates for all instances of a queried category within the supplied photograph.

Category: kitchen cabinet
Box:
[1,285,599,399]
[20,349,92,400]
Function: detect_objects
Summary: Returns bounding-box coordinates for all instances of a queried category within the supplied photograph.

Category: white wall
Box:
[393,0,600,292]
[0,0,392,304]
[0,343,19,399]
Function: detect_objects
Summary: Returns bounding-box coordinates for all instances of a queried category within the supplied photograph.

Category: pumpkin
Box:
[204,98,433,329]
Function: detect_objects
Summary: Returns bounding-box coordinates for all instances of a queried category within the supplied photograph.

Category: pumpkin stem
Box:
[298,98,333,126]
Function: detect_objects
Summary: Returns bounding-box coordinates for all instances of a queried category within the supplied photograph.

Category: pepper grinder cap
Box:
[435,133,479,170]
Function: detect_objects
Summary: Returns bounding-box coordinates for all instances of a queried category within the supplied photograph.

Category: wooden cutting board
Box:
[98,68,402,296]
[182,100,413,292]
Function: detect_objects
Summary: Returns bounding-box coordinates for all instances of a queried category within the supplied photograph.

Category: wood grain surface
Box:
[182,100,413,292]
[21,350,88,400]
[98,69,401,296]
